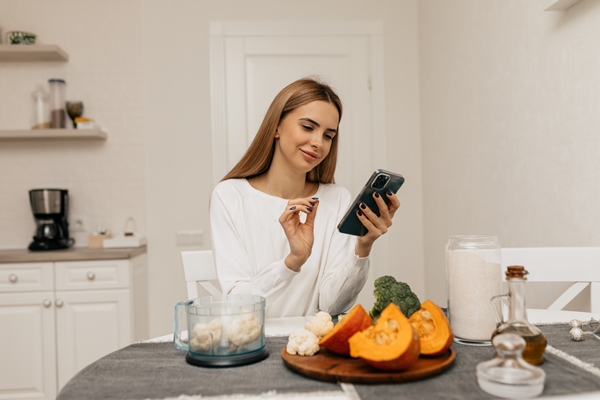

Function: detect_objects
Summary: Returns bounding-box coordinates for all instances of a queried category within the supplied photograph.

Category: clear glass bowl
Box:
[174,294,268,367]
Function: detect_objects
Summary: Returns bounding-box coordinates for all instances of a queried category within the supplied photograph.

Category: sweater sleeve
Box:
[209,184,297,299]
[316,189,371,315]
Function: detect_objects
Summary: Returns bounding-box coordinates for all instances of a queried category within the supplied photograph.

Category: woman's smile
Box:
[300,148,319,162]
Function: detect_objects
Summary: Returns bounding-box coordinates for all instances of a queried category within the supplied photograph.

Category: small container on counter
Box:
[88,226,111,249]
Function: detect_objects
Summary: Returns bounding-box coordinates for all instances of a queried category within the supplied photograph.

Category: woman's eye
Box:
[302,125,313,131]
[324,134,334,140]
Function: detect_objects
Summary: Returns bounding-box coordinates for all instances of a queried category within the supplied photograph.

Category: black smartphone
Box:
[337,169,404,236]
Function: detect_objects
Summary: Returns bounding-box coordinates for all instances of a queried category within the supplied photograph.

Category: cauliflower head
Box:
[190,318,222,352]
[286,328,320,356]
[369,275,421,321]
[304,311,334,339]
[227,313,262,347]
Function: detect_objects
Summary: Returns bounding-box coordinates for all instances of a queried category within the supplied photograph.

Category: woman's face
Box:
[274,100,339,174]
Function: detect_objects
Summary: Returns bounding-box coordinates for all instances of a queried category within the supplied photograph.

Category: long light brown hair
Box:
[222,77,343,183]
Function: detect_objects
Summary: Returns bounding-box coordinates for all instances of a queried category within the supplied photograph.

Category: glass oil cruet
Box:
[491,265,547,365]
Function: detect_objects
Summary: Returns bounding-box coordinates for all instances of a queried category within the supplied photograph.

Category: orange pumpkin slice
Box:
[409,300,454,356]
[318,304,373,356]
[348,303,420,371]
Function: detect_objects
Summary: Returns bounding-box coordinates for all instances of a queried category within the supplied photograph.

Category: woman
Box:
[210,77,400,318]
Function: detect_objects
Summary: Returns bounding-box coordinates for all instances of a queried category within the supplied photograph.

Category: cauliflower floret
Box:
[286,328,320,356]
[227,313,262,348]
[189,318,222,352]
[304,311,334,339]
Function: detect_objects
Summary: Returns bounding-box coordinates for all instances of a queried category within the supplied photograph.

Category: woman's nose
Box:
[310,133,323,148]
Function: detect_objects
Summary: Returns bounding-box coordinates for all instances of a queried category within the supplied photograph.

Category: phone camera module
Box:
[372,174,390,189]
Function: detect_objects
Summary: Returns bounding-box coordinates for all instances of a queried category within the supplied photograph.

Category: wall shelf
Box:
[0,129,107,141]
[0,44,69,62]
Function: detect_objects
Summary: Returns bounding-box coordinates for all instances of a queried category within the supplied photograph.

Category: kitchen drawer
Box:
[0,262,54,292]
[54,260,130,291]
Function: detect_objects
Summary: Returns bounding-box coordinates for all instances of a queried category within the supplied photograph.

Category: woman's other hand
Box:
[355,191,401,257]
[279,197,320,271]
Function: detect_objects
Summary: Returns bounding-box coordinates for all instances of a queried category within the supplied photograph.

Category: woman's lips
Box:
[300,149,319,162]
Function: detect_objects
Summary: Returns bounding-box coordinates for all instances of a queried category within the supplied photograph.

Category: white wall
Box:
[419,0,600,308]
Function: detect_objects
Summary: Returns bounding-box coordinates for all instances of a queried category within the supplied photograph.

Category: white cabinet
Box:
[0,256,147,400]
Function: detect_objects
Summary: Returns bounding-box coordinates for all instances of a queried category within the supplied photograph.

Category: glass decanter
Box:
[491,266,547,365]
[476,333,546,399]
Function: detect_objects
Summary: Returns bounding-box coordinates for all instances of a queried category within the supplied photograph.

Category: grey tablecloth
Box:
[57,323,600,400]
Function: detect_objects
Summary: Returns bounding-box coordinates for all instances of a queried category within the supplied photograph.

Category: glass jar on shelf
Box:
[48,78,67,128]
[31,83,50,129]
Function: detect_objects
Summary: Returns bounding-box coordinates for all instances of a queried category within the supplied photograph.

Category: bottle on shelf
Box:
[31,83,50,129]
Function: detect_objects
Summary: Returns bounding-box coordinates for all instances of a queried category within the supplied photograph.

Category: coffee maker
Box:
[28,189,75,251]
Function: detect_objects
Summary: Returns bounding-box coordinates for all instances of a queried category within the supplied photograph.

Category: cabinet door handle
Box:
[9,274,18,283]
[55,299,64,308]
[43,299,52,308]
[86,271,96,281]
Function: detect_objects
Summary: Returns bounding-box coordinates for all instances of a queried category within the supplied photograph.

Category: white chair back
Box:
[501,247,600,313]
[181,250,222,299]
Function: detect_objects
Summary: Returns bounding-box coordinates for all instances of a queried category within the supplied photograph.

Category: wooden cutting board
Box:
[281,346,456,384]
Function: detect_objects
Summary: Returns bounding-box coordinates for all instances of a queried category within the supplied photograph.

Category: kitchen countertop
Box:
[0,245,147,263]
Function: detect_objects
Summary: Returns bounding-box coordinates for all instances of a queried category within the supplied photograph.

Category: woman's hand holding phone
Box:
[354,190,401,257]
[279,196,320,272]
[336,169,404,257]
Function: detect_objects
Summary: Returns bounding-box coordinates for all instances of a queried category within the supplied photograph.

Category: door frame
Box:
[209,21,386,185]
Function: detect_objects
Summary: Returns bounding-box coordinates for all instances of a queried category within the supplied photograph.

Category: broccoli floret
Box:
[369,275,421,321]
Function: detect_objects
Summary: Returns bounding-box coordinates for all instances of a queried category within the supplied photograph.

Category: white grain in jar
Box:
[446,235,502,345]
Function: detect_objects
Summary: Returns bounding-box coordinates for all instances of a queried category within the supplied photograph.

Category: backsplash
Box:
[0,1,146,249]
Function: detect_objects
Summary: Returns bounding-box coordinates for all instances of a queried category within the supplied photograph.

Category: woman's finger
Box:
[361,201,391,233]
[304,200,319,226]
[385,191,401,218]
[372,192,391,220]
[279,200,318,230]
[356,209,383,242]
[279,205,299,225]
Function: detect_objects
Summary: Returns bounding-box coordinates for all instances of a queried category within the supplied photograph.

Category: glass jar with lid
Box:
[48,78,67,128]
[446,235,502,345]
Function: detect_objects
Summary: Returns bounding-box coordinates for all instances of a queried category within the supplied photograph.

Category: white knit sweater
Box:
[209,178,370,318]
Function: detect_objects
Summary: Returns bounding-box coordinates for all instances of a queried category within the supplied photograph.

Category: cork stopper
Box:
[505,265,529,279]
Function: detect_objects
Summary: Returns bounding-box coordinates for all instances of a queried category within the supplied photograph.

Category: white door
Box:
[210,21,387,308]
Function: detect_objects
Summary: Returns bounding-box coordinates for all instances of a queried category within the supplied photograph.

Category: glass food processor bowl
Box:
[174,294,268,367]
